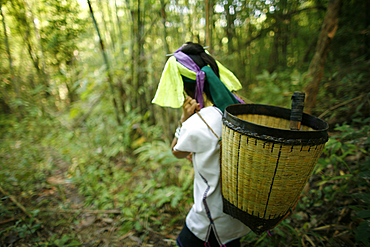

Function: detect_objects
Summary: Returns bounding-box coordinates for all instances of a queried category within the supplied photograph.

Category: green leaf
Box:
[134,220,143,231]
[359,171,370,180]
[69,108,80,119]
[60,234,71,245]
[66,240,82,246]
[332,141,342,152]
[316,174,353,186]
[356,210,370,219]
[171,191,183,208]
[355,220,370,246]
[353,193,370,203]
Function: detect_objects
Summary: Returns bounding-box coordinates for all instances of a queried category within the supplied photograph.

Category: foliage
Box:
[2,90,369,246]
[246,69,308,107]
[331,120,370,246]
[0,102,192,244]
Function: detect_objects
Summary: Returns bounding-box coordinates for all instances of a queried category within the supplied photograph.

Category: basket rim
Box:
[223,104,329,145]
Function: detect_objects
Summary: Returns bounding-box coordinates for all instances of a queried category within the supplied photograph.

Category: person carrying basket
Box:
[152,42,250,247]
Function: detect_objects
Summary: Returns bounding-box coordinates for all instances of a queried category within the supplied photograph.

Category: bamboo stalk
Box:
[87,0,122,125]
[0,1,23,117]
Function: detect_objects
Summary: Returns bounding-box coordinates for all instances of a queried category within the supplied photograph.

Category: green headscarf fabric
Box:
[199,66,239,112]
[152,56,243,110]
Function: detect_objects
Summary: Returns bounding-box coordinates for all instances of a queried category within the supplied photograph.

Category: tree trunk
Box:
[365,0,370,60]
[115,0,124,55]
[225,0,234,54]
[87,0,121,125]
[268,30,280,73]
[205,0,210,48]
[137,0,147,115]
[160,0,170,54]
[114,0,127,116]
[125,0,137,111]
[0,0,22,116]
[105,0,116,51]
[123,0,135,111]
[177,0,186,41]
[27,0,50,95]
[135,0,141,112]
[304,0,342,113]
[97,0,110,49]
[209,0,214,51]
[11,0,48,94]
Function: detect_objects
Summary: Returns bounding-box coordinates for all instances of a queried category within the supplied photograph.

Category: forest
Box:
[0,0,369,246]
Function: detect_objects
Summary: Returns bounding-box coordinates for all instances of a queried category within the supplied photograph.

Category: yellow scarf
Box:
[152,56,243,108]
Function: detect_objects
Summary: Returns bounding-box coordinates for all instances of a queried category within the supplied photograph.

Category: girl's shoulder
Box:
[183,106,222,131]
[197,106,223,124]
[198,106,223,118]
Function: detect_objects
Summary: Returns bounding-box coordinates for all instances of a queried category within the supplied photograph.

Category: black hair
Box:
[181,42,220,77]
[180,42,218,103]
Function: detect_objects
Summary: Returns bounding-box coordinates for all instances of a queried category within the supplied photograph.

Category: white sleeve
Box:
[173,108,221,153]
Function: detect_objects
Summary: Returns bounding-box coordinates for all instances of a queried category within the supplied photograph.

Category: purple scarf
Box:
[173,47,244,108]
[173,47,206,108]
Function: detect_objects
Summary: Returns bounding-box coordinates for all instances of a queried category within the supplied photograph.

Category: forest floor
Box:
[1,129,368,247]
[1,158,184,246]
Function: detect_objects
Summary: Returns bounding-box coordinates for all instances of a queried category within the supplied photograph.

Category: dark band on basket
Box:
[222,119,328,146]
[223,104,329,146]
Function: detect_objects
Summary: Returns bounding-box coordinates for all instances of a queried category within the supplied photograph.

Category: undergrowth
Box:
[0,105,191,246]
[1,84,369,246]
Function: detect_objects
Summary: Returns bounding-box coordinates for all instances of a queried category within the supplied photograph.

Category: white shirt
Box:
[174,106,250,244]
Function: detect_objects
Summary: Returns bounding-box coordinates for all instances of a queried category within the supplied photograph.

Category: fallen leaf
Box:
[47,176,67,185]
[304,234,316,247]
[101,218,114,224]
[128,235,142,245]
[95,227,110,235]
[119,231,134,240]
[78,215,96,228]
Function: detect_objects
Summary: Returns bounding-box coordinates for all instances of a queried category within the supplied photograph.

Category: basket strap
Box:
[196,111,220,140]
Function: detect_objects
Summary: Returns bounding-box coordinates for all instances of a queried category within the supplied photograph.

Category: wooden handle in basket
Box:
[290,91,305,130]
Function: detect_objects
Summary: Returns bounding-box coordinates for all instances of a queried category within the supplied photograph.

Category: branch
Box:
[0,218,17,225]
[318,93,368,119]
[0,185,42,225]
[43,108,74,131]
[271,6,326,23]
[244,27,273,46]
[37,208,121,214]
[73,93,103,128]
[247,5,327,47]
[288,6,327,16]
[139,15,160,45]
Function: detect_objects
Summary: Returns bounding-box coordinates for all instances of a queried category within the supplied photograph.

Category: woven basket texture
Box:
[221,107,327,234]
[236,114,314,131]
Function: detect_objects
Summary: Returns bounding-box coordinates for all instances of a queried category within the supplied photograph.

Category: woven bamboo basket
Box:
[221,104,329,234]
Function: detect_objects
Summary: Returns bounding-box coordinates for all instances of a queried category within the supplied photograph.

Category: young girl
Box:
[152,42,250,247]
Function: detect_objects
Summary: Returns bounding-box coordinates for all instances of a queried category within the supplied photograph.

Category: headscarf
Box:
[152,45,244,112]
